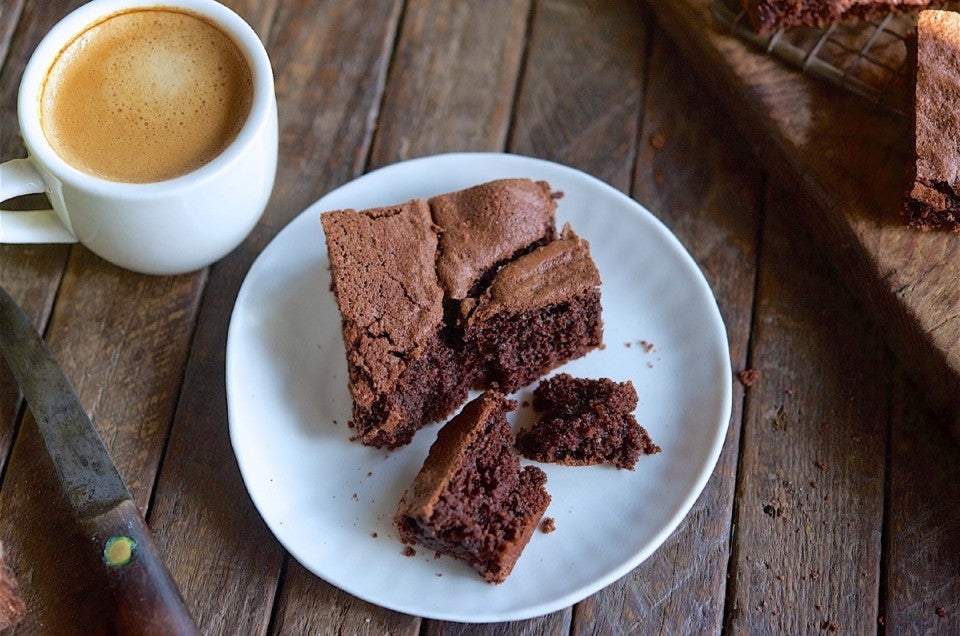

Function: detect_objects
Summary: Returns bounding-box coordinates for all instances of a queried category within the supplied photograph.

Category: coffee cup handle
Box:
[0,158,77,243]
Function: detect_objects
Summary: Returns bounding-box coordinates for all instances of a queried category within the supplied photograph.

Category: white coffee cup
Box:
[0,0,277,275]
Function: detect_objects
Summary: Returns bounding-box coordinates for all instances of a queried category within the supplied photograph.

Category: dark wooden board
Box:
[647,0,960,441]
[728,184,891,633]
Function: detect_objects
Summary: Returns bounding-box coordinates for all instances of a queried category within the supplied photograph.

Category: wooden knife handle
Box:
[78,499,198,636]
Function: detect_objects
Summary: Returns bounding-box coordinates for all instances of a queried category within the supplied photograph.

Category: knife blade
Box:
[0,286,198,635]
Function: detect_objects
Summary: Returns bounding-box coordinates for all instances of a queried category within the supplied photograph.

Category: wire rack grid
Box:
[711,0,959,116]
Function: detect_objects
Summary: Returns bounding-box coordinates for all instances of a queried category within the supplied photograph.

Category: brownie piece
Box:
[516,374,660,470]
[322,180,603,449]
[904,10,960,230]
[461,225,603,394]
[321,200,470,448]
[394,391,551,584]
[430,178,557,300]
[740,0,932,34]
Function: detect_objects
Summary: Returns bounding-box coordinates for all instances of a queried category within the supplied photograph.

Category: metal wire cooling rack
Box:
[711,0,958,116]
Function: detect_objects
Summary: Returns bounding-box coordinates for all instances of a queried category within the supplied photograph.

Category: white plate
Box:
[226,152,731,622]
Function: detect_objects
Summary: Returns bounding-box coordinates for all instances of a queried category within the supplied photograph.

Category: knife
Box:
[0,286,198,635]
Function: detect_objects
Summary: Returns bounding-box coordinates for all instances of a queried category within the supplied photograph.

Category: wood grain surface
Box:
[1,1,957,634]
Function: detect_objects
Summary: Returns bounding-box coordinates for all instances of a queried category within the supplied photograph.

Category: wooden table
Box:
[1,1,957,633]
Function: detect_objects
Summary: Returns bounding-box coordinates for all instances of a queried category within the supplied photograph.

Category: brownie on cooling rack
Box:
[903,10,960,230]
[740,0,933,34]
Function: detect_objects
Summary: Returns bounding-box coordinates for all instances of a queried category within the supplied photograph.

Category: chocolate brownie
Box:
[740,0,932,34]
[320,199,469,448]
[904,10,960,230]
[394,391,551,584]
[322,179,603,448]
[461,225,603,393]
[430,178,556,300]
[516,374,660,469]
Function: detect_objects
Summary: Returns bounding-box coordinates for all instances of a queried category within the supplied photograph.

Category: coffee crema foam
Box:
[40,8,253,183]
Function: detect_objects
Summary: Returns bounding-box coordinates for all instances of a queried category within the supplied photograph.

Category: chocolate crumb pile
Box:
[516,373,660,470]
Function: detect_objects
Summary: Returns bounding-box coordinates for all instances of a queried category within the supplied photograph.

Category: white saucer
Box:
[226,152,732,622]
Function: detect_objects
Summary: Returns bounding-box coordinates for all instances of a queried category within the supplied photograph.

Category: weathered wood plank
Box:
[369,0,531,166]
[510,0,645,191]
[727,186,889,634]
[1,2,205,632]
[144,1,409,633]
[0,0,26,69]
[570,23,761,634]
[883,382,960,634]
[269,562,420,636]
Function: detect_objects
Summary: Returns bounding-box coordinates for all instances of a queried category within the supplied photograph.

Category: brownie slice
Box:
[740,0,931,34]
[430,178,557,300]
[394,391,551,584]
[321,179,603,449]
[461,225,603,394]
[904,10,960,230]
[516,374,660,470]
[321,200,470,448]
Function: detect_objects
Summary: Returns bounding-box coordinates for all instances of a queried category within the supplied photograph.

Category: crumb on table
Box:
[736,368,760,387]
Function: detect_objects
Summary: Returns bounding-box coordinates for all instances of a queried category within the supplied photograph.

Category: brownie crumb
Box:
[540,517,557,534]
[820,620,838,632]
[371,532,378,539]
[517,374,660,469]
[763,504,784,518]
[814,461,827,470]
[639,340,655,353]
[736,368,761,387]
[650,132,668,150]
[936,607,947,618]
[903,11,960,231]
[402,546,417,558]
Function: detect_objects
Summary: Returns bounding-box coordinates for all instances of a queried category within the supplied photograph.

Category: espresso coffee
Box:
[40,8,253,183]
